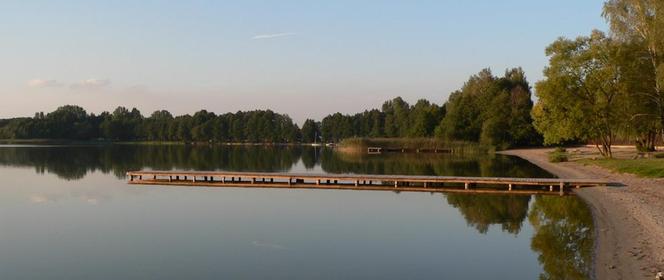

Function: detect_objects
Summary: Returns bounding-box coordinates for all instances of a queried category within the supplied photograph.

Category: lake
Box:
[0,144,593,279]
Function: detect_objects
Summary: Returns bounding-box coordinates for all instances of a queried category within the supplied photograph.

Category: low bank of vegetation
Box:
[337,137,488,154]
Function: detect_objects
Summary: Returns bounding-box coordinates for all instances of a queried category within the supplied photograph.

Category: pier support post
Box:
[424,182,427,188]
[508,184,512,191]
[316,179,320,185]
[192,177,196,183]
[394,181,398,188]
[464,182,469,190]
[549,185,553,192]
[559,182,564,196]
[355,180,359,186]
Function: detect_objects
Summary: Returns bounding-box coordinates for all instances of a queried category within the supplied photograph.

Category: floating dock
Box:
[126,171,609,196]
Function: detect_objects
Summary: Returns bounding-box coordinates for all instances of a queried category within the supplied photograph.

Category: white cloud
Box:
[27,79,62,88]
[252,32,296,40]
[70,78,111,89]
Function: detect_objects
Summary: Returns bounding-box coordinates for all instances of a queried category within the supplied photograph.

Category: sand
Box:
[501,148,664,279]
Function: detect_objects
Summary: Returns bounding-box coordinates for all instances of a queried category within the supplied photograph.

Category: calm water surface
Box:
[0,145,593,279]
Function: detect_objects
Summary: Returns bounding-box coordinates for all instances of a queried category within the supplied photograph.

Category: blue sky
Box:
[0,1,607,123]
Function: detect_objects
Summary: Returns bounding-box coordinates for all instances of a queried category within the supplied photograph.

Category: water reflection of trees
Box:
[0,146,557,180]
[0,145,302,180]
[446,194,531,234]
[446,193,593,279]
[529,196,593,280]
[319,150,554,178]
[0,145,594,277]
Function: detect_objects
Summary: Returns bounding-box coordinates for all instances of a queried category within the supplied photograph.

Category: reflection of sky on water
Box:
[0,166,543,279]
[0,145,591,279]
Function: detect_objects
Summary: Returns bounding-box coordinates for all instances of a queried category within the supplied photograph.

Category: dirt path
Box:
[501,148,664,280]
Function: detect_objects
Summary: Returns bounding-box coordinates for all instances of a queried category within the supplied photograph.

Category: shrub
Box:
[548,148,568,163]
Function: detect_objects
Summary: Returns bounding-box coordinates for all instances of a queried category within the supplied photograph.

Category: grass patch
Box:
[578,158,664,178]
[548,147,568,163]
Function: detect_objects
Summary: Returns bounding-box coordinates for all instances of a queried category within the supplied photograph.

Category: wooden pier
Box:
[126,171,609,196]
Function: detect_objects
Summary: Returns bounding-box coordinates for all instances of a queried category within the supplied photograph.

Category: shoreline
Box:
[501,148,664,280]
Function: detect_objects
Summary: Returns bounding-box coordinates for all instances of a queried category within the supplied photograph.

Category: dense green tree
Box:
[436,69,492,142]
[408,99,442,137]
[382,97,411,137]
[300,119,320,143]
[603,0,664,150]
[533,31,626,157]
[435,68,539,148]
[100,107,144,141]
[0,105,303,143]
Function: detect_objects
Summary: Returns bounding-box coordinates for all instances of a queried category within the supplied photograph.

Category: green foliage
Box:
[320,97,444,142]
[300,119,320,143]
[533,31,629,158]
[554,147,566,153]
[0,106,300,143]
[579,158,664,178]
[436,68,540,149]
[603,1,664,134]
[320,77,535,150]
[548,149,568,163]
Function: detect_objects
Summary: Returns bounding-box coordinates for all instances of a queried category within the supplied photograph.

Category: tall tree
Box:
[533,31,626,157]
[603,0,664,149]
[300,119,320,143]
[435,68,539,148]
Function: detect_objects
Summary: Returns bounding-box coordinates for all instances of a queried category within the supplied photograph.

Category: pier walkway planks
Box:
[126,170,609,196]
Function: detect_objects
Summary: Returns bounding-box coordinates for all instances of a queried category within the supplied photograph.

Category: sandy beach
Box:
[501,148,664,279]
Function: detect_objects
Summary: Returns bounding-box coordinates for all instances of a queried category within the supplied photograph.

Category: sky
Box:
[0,1,607,124]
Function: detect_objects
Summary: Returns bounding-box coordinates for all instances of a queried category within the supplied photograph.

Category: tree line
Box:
[533,0,664,157]
[0,106,299,143]
[0,67,540,148]
[319,67,540,149]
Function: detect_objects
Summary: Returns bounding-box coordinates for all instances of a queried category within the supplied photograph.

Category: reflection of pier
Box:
[126,171,608,196]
